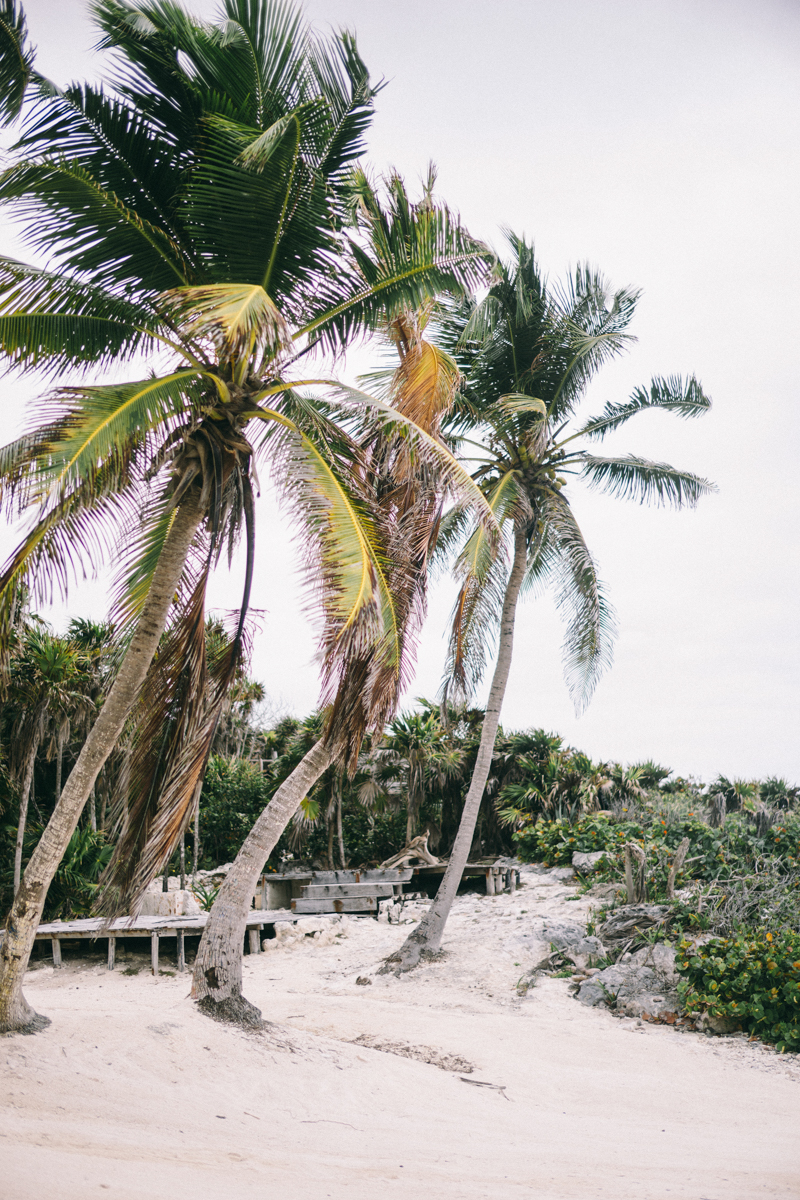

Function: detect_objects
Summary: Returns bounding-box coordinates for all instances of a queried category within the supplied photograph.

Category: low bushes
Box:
[516,809,800,1052]
[677,931,800,1053]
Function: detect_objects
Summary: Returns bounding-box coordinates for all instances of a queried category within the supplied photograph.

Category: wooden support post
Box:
[107,935,116,971]
[248,928,260,955]
[506,868,516,894]
[51,937,62,968]
[485,869,495,896]
[151,932,159,976]
[176,929,185,973]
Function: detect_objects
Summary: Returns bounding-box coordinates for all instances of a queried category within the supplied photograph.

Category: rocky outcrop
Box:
[531,918,607,970]
[597,904,670,946]
[571,850,608,873]
[577,942,680,1019]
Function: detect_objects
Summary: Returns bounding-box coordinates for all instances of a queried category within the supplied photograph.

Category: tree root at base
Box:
[379,945,446,975]
[196,993,267,1030]
[1,1010,51,1036]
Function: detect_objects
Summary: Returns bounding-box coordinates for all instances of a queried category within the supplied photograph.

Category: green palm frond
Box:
[0,0,34,125]
[299,169,493,352]
[444,536,511,704]
[497,393,547,419]
[0,256,160,373]
[22,372,207,505]
[440,470,528,701]
[327,383,499,531]
[545,267,640,420]
[110,492,177,631]
[580,454,716,508]
[0,468,139,656]
[0,157,191,292]
[164,282,290,372]
[14,79,190,257]
[575,375,712,441]
[544,493,616,712]
[276,424,395,667]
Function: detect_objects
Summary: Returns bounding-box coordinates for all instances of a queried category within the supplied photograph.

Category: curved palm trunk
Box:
[54,736,63,808]
[0,494,204,1034]
[191,737,333,1025]
[383,523,528,973]
[13,734,40,896]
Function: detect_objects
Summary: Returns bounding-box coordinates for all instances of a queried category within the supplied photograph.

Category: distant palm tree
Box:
[6,626,94,893]
[386,234,714,971]
[380,710,454,844]
[0,0,490,1032]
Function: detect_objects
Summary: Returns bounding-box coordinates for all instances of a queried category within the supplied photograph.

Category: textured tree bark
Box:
[382,523,528,973]
[0,493,204,1034]
[54,737,63,810]
[624,842,647,903]
[665,837,690,900]
[336,776,346,869]
[13,736,39,896]
[191,779,201,877]
[191,737,333,1025]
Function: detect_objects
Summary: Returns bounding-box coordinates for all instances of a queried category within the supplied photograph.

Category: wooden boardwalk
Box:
[2,909,301,976]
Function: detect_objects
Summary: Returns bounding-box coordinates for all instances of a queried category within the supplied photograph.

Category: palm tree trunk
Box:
[88,785,97,833]
[190,777,202,877]
[191,737,333,1025]
[326,783,336,869]
[336,777,346,869]
[54,736,63,807]
[383,522,528,973]
[0,493,205,1034]
[13,735,39,896]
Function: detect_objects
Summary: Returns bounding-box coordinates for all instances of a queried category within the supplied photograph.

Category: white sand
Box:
[2,872,799,1200]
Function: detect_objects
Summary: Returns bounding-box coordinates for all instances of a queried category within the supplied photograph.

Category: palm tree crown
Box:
[437,233,715,709]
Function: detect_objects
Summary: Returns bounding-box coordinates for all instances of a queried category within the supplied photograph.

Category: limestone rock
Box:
[535,918,606,969]
[577,962,679,1018]
[139,889,201,917]
[572,850,607,873]
[597,905,670,946]
[577,941,680,1018]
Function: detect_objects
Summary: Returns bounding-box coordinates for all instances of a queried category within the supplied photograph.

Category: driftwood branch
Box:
[623,842,647,904]
[379,832,439,869]
[666,837,690,900]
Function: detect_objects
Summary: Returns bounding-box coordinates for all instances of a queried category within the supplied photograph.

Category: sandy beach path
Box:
[2,872,798,1199]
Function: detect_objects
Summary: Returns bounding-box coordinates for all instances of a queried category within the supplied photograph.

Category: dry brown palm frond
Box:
[321,311,459,771]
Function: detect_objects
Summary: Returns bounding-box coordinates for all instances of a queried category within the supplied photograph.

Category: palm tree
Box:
[5,626,94,893]
[379,709,453,844]
[385,234,714,971]
[189,272,483,1021]
[0,0,491,1032]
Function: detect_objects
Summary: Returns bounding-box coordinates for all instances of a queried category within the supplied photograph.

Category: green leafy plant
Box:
[677,931,800,1053]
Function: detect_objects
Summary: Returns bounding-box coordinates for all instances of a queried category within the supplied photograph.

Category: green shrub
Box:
[514,814,644,866]
[677,931,800,1053]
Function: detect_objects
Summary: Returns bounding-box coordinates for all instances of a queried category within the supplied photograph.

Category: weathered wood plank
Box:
[248,929,260,955]
[176,930,185,973]
[151,932,159,977]
[107,936,115,971]
[292,896,377,914]
[51,937,61,968]
[302,882,394,899]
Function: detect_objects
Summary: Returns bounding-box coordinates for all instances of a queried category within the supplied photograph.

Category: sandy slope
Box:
[2,871,799,1200]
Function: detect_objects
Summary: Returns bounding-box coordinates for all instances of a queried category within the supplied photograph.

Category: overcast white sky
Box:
[6,0,800,782]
